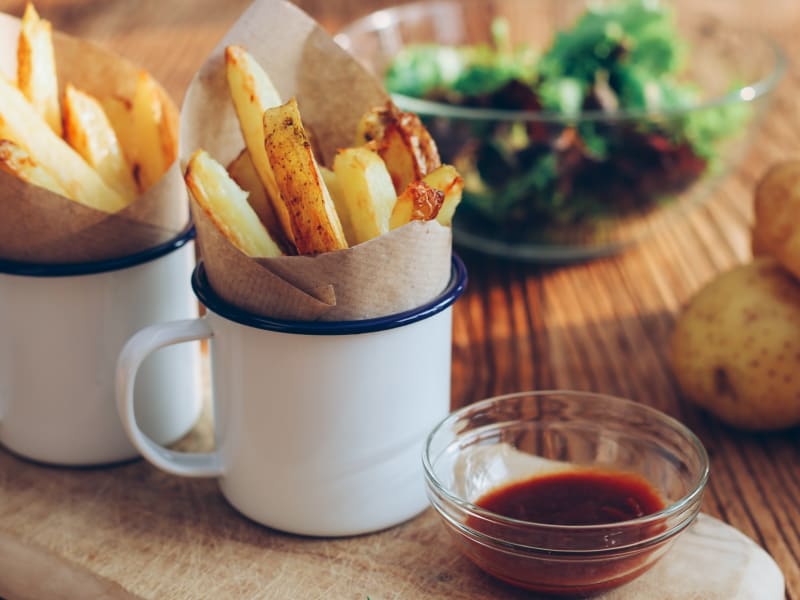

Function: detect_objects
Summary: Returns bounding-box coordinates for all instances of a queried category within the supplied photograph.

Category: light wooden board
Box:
[0,434,784,600]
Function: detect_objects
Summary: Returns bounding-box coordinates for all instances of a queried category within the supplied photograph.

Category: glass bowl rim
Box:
[336,0,787,123]
[422,390,711,541]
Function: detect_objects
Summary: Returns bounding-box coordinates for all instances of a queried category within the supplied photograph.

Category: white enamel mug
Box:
[0,228,202,466]
[117,256,467,536]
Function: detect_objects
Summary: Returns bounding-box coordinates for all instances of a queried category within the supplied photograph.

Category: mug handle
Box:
[116,317,224,477]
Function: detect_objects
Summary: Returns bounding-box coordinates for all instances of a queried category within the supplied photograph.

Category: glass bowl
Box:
[423,391,709,596]
[336,0,785,262]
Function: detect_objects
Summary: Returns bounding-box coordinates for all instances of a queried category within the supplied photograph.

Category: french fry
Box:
[319,165,356,246]
[130,70,176,191]
[423,164,463,226]
[356,103,441,194]
[0,76,128,212]
[227,148,290,253]
[0,138,66,196]
[17,2,61,137]
[263,98,348,255]
[101,94,137,175]
[63,84,138,202]
[390,181,444,230]
[185,149,282,258]
[224,45,294,247]
[100,76,174,194]
[333,147,397,245]
[390,164,462,229]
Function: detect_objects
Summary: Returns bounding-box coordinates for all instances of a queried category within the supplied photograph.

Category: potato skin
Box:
[752,160,800,280]
[670,258,800,431]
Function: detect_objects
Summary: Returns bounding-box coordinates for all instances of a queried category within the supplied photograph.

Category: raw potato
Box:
[670,258,800,430]
[751,160,800,280]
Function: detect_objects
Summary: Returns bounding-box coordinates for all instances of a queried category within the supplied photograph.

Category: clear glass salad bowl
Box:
[336,0,785,262]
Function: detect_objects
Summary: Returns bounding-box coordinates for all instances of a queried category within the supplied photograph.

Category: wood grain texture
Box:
[0,0,798,598]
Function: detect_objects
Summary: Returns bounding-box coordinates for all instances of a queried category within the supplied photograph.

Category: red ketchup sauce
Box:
[459,469,669,597]
[476,469,665,526]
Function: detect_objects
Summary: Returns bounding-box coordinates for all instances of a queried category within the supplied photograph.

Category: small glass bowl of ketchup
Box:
[423,391,709,597]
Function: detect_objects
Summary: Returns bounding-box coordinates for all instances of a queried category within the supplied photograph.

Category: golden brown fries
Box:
[63,84,138,202]
[422,164,464,226]
[129,70,176,192]
[1,2,178,212]
[227,148,285,247]
[356,103,441,194]
[319,165,354,245]
[390,181,444,230]
[0,76,128,212]
[0,138,66,196]
[332,147,397,245]
[263,98,348,255]
[186,149,283,258]
[100,73,175,194]
[101,95,137,174]
[225,45,293,247]
[188,45,461,257]
[17,3,61,137]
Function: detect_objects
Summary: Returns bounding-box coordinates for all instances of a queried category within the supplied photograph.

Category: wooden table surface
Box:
[0,1,798,599]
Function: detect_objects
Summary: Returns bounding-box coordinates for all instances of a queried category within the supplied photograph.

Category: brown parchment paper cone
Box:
[180,0,452,321]
[0,13,188,264]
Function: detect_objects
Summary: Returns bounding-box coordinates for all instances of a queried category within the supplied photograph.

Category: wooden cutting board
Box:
[0,506,784,600]
[0,391,784,600]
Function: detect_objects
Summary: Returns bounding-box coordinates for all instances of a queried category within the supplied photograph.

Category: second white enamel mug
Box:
[117,256,467,536]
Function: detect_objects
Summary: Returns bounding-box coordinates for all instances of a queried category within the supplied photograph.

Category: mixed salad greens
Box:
[384,0,750,241]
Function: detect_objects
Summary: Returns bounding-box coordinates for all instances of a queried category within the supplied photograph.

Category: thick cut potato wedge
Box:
[101,94,135,166]
[0,138,66,196]
[185,149,282,258]
[227,148,291,253]
[319,165,355,245]
[17,3,61,137]
[130,70,176,192]
[390,164,462,229]
[63,84,138,202]
[423,164,463,226]
[224,45,294,248]
[263,98,347,255]
[0,76,128,212]
[390,181,444,230]
[101,77,174,194]
[332,147,397,245]
[356,103,441,194]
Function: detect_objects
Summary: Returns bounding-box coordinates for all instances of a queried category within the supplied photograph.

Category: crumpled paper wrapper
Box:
[180,0,453,321]
[0,13,188,264]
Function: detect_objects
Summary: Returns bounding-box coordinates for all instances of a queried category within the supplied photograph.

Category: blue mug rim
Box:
[192,253,468,335]
[0,225,195,277]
